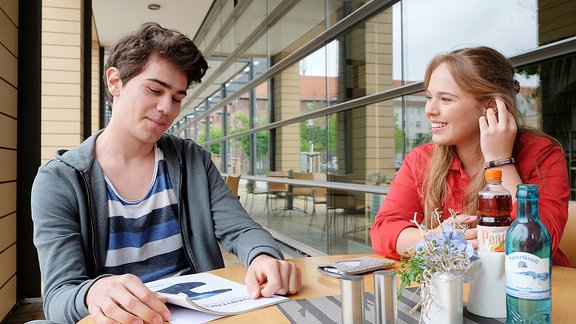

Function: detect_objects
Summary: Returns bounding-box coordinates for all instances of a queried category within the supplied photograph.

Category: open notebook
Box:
[146,272,288,322]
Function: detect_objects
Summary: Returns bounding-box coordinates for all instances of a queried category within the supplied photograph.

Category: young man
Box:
[32,22,301,324]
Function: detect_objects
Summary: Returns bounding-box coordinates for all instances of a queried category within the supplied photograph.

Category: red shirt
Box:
[370,132,570,266]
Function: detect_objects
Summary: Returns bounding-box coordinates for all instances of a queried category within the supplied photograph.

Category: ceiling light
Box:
[147,4,161,10]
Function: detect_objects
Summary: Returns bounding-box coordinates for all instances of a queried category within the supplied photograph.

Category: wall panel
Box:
[0,183,16,218]
[0,115,17,148]
[0,79,17,117]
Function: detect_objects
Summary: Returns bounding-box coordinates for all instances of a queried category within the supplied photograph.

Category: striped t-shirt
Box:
[103,145,189,282]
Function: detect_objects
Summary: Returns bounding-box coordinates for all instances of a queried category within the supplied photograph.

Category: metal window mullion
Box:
[202,82,424,145]
[509,36,576,67]
[177,0,398,133]
[221,173,390,196]
[181,0,299,118]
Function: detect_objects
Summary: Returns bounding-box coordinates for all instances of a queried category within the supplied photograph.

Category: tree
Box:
[300,100,337,153]
[394,112,402,154]
[411,132,431,148]
[232,112,268,159]
[197,125,223,155]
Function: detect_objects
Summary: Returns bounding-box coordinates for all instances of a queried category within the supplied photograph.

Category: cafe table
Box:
[79,253,576,323]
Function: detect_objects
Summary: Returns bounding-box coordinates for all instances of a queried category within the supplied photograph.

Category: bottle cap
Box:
[484,169,502,181]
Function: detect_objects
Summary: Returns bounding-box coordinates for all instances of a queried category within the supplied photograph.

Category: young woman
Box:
[370,46,570,267]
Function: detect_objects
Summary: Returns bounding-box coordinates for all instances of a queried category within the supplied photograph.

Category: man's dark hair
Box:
[104,22,208,103]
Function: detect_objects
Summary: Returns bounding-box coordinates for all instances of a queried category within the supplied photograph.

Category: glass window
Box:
[300,41,340,110]
[268,0,326,59]
[517,53,576,198]
[166,0,576,257]
[396,0,538,83]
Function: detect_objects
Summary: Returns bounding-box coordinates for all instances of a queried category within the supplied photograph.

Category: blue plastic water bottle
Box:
[505,184,551,323]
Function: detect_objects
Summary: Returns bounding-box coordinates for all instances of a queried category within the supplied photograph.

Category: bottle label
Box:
[477,225,508,253]
[505,252,550,300]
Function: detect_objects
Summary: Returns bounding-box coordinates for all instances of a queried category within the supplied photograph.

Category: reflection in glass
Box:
[395,93,430,162]
[519,54,576,198]
[397,0,538,82]
[158,0,576,258]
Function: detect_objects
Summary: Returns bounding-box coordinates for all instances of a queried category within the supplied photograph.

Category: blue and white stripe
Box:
[104,146,189,282]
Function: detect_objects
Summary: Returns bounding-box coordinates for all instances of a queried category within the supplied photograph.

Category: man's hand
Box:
[86,274,171,324]
[245,254,302,299]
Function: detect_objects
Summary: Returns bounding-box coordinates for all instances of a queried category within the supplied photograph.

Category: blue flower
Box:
[412,223,478,268]
[395,209,478,301]
[414,240,426,251]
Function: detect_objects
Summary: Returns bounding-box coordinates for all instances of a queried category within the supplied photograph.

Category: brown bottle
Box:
[477,169,513,253]
[469,169,513,318]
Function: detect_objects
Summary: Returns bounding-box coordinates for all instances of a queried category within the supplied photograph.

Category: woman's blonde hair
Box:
[422,46,522,228]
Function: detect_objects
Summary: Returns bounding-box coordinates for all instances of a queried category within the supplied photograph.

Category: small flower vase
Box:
[467,253,506,318]
[422,271,464,324]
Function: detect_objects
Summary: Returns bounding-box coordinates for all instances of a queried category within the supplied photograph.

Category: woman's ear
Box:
[484,99,497,114]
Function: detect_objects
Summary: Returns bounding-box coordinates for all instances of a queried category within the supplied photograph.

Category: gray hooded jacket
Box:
[31,130,283,323]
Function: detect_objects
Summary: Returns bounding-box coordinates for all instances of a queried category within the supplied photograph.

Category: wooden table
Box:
[79,254,576,323]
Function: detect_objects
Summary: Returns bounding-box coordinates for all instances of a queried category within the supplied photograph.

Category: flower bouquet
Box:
[395,209,479,322]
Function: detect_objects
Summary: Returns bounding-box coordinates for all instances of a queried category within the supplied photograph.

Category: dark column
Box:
[17,0,42,298]
[83,0,93,139]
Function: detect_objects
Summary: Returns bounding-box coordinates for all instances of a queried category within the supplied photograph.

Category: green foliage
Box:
[196,112,270,159]
[197,126,223,155]
[327,114,337,152]
[231,112,269,159]
[394,113,431,153]
[393,209,476,304]
[300,114,337,153]
[255,132,269,158]
[394,113,402,154]
[300,121,325,151]
[395,254,425,299]
[196,106,340,164]
[515,65,539,78]
[412,132,431,148]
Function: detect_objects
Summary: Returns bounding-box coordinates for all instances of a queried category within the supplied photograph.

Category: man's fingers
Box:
[95,297,144,324]
[87,274,170,324]
[245,269,263,299]
[287,264,302,294]
[127,284,171,321]
[259,266,282,297]
[277,261,301,295]
[113,291,165,324]
[90,306,122,324]
[260,261,301,297]
[245,257,302,298]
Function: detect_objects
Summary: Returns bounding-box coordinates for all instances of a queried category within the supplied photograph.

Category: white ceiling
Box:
[91,0,326,121]
[92,0,215,48]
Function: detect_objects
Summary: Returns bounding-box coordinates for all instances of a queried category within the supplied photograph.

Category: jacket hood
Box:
[54,129,102,173]
[55,130,185,172]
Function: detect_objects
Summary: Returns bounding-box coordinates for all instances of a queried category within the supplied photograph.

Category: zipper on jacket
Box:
[179,158,198,273]
[79,170,99,274]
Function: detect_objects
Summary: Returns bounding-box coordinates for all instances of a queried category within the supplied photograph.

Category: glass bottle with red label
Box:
[477,169,513,252]
[468,169,513,318]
